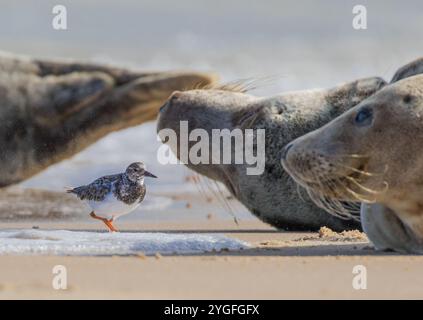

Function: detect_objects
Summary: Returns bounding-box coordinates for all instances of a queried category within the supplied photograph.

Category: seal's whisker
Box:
[192,172,213,202]
[189,173,228,214]
[340,181,378,204]
[337,174,376,213]
[307,187,353,219]
[334,161,388,177]
[325,153,369,159]
[328,168,376,204]
[344,176,389,195]
[303,169,363,219]
[200,76,280,94]
[203,177,227,212]
[202,79,253,93]
[341,202,361,213]
[295,183,307,203]
[304,169,355,219]
[199,175,239,224]
[324,178,361,216]
[201,175,225,206]
[212,180,239,225]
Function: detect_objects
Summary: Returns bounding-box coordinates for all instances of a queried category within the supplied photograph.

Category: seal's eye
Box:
[403,94,412,104]
[355,107,373,126]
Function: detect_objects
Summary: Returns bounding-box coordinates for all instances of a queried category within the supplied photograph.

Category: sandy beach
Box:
[0,0,422,301]
[1,217,423,300]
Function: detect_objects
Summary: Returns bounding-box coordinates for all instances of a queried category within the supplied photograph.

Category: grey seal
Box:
[281,58,423,252]
[0,52,215,187]
[157,76,387,230]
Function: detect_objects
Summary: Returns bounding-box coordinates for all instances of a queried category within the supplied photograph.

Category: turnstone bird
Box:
[67,162,157,232]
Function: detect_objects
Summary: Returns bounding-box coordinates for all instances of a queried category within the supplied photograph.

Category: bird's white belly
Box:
[86,193,140,220]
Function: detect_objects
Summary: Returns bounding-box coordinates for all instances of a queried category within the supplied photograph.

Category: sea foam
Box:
[0,229,249,256]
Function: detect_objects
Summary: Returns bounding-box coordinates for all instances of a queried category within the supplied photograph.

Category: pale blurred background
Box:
[1,0,422,221]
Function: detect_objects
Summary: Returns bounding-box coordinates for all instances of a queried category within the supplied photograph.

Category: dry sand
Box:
[0,219,422,299]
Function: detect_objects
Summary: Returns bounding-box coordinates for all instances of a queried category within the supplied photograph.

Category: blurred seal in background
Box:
[0,52,216,187]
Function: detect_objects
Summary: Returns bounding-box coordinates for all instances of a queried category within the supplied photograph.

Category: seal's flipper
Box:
[34,68,216,126]
[391,57,423,83]
[34,59,217,89]
[31,71,217,162]
[112,72,217,103]
[0,53,217,187]
[34,59,148,85]
[85,72,218,130]
[33,72,114,122]
[361,204,423,254]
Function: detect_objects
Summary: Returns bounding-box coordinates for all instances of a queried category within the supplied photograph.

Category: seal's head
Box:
[281,75,423,218]
[157,86,258,196]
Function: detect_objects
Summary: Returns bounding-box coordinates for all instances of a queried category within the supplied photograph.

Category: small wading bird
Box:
[67,162,157,232]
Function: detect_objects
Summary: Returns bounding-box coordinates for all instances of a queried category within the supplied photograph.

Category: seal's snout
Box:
[171,90,183,99]
[168,90,183,105]
[281,138,338,185]
[160,90,183,113]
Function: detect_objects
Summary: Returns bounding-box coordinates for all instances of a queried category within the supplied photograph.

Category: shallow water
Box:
[1,0,422,220]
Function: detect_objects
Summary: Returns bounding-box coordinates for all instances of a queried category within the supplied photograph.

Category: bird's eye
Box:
[355,107,373,126]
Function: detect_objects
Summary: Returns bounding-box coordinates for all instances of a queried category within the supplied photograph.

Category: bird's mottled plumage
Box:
[68,173,146,205]
[67,162,157,232]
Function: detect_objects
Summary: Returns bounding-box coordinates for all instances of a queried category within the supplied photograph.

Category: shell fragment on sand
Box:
[0,229,249,256]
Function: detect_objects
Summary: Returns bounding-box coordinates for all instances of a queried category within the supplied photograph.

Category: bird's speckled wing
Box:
[68,174,121,201]
[138,187,146,203]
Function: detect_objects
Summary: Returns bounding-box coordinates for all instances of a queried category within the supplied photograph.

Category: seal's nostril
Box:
[282,144,293,160]
[171,90,182,99]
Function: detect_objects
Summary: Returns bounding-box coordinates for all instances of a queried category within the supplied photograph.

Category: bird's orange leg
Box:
[103,219,118,232]
[90,212,118,232]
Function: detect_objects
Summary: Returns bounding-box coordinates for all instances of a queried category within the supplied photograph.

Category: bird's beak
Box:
[144,170,158,178]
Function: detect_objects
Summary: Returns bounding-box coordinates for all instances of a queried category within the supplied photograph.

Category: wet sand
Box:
[0,219,422,299]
